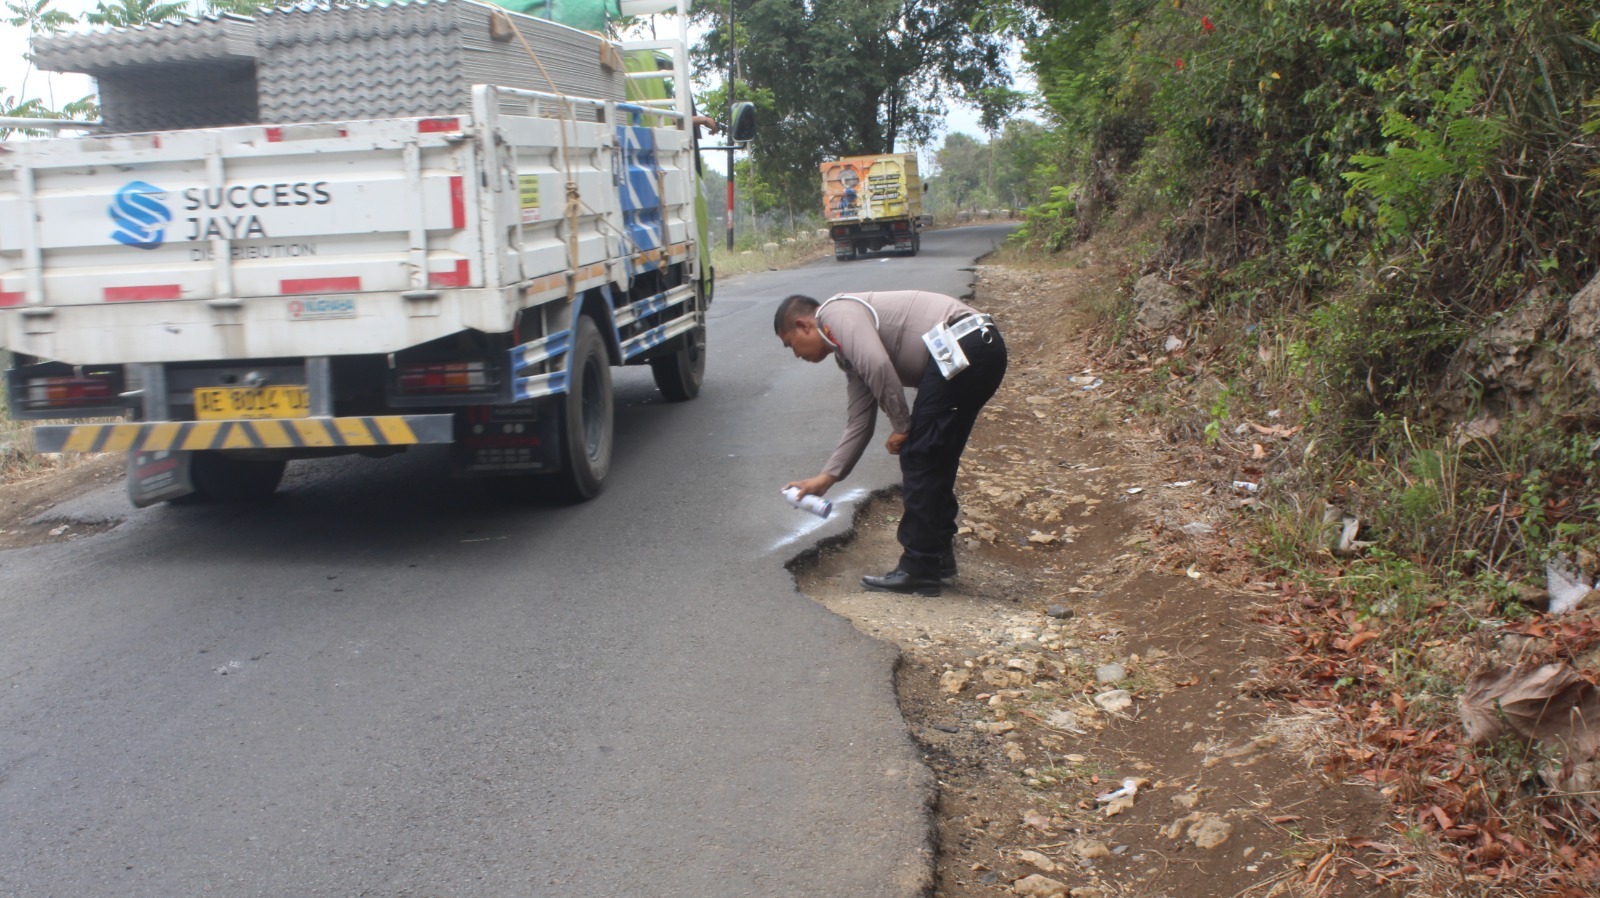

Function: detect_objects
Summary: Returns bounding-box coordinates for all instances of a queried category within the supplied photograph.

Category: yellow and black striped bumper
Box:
[33,414,456,454]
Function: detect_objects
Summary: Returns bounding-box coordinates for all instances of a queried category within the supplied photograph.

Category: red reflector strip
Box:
[29,376,115,404]
[0,291,22,307]
[418,118,460,133]
[450,176,465,229]
[265,127,283,142]
[396,361,493,395]
[281,277,361,295]
[428,260,470,289]
[105,284,181,302]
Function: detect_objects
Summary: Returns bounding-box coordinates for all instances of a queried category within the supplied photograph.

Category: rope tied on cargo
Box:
[565,180,584,271]
[493,12,667,278]
[496,10,584,300]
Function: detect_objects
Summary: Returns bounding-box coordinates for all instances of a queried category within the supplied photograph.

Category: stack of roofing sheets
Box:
[31,14,260,133]
[29,0,624,133]
[257,0,624,123]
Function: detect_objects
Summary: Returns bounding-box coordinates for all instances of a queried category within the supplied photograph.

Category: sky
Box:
[1,0,1025,147]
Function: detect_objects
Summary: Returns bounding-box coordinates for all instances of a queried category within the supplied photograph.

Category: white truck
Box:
[1,0,742,505]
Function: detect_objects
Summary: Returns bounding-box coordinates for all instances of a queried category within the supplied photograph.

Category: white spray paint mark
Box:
[768,487,871,552]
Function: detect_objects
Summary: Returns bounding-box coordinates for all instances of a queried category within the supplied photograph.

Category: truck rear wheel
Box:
[186,452,286,503]
[649,324,706,402]
[546,316,614,502]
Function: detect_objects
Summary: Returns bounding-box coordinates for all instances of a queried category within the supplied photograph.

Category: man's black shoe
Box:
[862,568,942,596]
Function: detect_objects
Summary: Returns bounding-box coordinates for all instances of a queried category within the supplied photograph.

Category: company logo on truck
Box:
[180,182,332,242]
[109,181,173,250]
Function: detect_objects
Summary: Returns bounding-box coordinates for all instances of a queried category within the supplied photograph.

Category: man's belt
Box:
[947,313,995,340]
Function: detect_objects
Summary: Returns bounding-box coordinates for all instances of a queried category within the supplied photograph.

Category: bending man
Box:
[776,290,1007,596]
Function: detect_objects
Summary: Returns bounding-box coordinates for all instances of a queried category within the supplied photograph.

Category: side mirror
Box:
[728,102,757,143]
[921,182,929,193]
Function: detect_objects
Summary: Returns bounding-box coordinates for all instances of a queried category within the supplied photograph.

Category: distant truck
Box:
[0,0,729,506]
[820,153,925,261]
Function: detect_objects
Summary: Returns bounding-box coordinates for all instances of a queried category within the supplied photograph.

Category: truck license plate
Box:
[194,385,310,420]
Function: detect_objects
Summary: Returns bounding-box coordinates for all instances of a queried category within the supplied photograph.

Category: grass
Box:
[709,229,832,278]
[0,392,74,484]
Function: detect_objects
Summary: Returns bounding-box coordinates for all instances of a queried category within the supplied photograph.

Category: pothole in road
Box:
[0,455,125,550]
[791,494,1387,898]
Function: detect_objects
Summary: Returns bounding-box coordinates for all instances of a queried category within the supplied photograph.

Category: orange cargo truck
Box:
[820,153,925,261]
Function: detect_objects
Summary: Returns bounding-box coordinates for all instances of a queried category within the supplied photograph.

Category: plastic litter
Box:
[1547,555,1594,614]
[1095,778,1140,803]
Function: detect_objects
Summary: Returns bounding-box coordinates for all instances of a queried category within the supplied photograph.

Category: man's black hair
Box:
[773,294,820,335]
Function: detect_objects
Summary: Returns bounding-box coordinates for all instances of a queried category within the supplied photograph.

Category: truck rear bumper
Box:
[34,414,455,454]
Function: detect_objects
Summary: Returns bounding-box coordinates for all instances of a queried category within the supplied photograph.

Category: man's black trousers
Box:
[896,325,1008,576]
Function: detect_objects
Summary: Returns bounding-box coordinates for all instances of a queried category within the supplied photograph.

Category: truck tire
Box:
[547,316,614,502]
[187,452,286,503]
[649,324,706,402]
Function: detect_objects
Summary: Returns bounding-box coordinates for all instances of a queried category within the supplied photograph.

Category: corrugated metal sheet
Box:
[257,1,622,124]
[31,13,261,132]
[30,13,258,72]
[29,0,623,132]
[96,62,260,132]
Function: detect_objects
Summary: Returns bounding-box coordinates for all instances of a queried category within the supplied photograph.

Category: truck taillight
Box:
[25,374,118,410]
[395,361,497,396]
[892,221,909,232]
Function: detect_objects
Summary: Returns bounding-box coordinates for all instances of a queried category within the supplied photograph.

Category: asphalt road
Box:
[0,223,1017,897]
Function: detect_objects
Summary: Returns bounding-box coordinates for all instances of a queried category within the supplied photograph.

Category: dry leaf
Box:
[1345,630,1381,652]
[1459,663,1600,761]
[1247,422,1303,438]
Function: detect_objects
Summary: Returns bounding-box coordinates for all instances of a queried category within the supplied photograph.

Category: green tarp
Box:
[489,0,620,33]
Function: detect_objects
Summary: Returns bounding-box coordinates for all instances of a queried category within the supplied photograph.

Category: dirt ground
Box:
[793,259,1398,898]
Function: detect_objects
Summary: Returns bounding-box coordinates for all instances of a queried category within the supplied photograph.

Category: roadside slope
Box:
[797,252,1393,898]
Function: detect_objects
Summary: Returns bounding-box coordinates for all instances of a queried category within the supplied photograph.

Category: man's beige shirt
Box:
[815,290,980,479]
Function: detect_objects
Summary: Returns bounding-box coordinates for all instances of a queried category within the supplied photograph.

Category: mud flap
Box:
[126,450,196,507]
[451,404,561,473]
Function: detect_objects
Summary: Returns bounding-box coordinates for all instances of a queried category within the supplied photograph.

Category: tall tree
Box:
[5,0,77,99]
[694,0,1017,210]
[203,0,278,14]
[934,132,989,212]
[84,0,186,27]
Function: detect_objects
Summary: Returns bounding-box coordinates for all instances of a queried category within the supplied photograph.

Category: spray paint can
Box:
[782,487,833,518]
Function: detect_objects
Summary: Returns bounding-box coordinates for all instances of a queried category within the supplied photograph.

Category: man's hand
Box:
[786,473,838,498]
[885,431,909,455]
